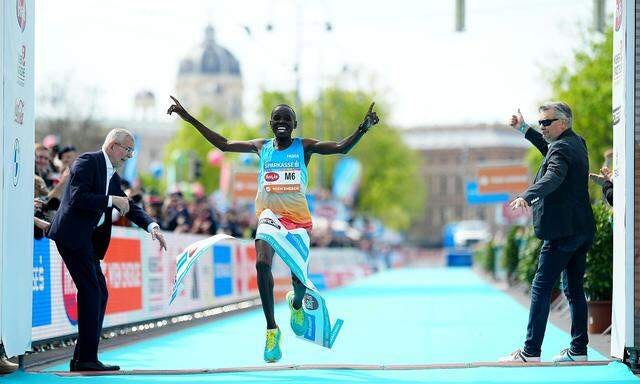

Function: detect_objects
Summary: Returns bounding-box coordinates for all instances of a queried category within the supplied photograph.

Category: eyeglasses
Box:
[538,119,559,127]
[115,142,135,156]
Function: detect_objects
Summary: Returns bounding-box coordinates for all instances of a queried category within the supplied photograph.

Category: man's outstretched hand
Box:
[167,96,188,119]
[151,227,167,252]
[359,102,380,133]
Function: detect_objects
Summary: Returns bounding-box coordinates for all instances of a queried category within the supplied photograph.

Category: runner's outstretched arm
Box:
[305,102,379,155]
[167,96,261,153]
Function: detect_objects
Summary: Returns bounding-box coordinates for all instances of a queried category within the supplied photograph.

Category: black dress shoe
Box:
[0,357,18,374]
[72,360,120,372]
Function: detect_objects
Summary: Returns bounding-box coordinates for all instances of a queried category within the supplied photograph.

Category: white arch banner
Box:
[611,0,635,359]
[0,0,35,357]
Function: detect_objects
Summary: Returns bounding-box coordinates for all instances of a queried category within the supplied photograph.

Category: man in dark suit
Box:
[48,128,167,372]
[500,102,595,363]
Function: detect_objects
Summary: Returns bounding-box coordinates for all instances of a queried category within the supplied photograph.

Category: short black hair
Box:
[57,146,77,160]
[271,104,296,120]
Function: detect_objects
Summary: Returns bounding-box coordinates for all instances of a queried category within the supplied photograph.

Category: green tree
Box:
[584,203,613,301]
[482,240,496,278]
[502,226,521,285]
[516,226,542,289]
[163,88,425,230]
[300,88,425,230]
[528,28,613,177]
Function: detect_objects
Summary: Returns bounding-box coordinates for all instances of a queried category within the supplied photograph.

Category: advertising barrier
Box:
[31,227,370,342]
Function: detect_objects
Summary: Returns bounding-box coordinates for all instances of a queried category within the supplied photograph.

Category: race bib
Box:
[263,170,301,193]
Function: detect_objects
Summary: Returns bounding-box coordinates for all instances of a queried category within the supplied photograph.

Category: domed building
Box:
[93,26,244,181]
[175,25,243,121]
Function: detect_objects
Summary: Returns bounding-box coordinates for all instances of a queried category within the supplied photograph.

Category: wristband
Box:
[518,122,530,135]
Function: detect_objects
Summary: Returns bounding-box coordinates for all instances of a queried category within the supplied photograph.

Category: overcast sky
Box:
[35,0,613,128]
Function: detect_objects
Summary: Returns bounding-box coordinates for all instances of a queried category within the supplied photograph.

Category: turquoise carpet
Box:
[6,268,636,383]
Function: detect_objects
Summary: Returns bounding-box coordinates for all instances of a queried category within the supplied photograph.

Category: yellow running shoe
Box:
[264,327,282,363]
[286,291,308,336]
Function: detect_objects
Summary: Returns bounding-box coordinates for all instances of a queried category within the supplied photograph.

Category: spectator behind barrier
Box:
[162,191,191,232]
[35,143,54,189]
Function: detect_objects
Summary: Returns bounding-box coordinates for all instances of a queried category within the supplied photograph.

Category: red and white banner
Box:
[103,238,143,314]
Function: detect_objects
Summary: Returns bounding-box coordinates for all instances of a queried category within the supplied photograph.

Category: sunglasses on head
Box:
[538,118,559,127]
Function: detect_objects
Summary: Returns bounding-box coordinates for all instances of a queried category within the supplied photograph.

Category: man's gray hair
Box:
[539,102,572,129]
[102,128,134,151]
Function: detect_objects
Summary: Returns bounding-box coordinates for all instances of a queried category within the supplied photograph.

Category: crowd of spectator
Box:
[32,140,404,265]
[33,141,258,239]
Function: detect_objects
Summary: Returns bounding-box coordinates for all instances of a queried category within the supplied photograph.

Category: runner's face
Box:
[270,106,296,139]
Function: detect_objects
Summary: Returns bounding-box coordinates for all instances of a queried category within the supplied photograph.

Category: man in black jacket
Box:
[500,102,595,363]
[48,128,167,371]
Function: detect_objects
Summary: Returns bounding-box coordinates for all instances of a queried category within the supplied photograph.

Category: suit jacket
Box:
[48,151,153,260]
[521,128,595,240]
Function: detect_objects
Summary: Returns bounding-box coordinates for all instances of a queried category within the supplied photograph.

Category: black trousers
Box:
[523,233,593,356]
[56,241,108,362]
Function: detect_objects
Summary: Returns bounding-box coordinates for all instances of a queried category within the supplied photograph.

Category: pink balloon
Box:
[43,134,58,149]
[207,149,223,166]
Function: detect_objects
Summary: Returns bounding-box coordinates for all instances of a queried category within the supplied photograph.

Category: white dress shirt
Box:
[97,150,159,233]
[96,150,115,227]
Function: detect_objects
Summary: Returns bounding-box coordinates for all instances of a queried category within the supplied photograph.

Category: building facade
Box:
[105,25,244,176]
[401,124,530,247]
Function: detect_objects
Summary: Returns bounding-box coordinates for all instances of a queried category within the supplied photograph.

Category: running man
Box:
[167,96,379,362]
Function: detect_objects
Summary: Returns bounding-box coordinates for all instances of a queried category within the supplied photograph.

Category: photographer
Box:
[34,175,58,239]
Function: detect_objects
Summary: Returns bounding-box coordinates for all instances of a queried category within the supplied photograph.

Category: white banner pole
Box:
[610,0,635,359]
[1,0,35,357]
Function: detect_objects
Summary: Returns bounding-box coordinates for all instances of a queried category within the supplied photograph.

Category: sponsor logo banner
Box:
[32,238,51,327]
[16,0,27,31]
[62,263,78,325]
[17,45,26,86]
[245,245,257,292]
[231,171,258,200]
[213,244,232,297]
[265,184,301,193]
[103,238,143,314]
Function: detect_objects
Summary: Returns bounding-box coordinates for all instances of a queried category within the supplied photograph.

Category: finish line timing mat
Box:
[9,268,638,383]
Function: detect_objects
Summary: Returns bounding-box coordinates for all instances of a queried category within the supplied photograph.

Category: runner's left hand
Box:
[359,102,379,133]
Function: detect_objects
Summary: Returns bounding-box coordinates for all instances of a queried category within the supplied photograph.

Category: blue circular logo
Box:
[303,293,318,310]
[12,138,20,187]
